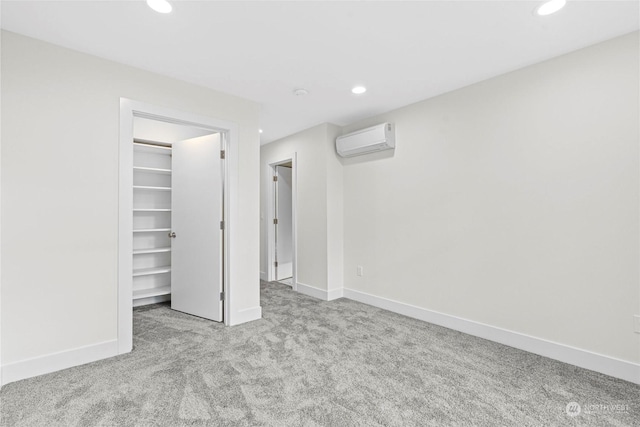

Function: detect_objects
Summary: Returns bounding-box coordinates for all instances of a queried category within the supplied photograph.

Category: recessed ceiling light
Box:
[535,0,566,16]
[352,86,367,95]
[147,0,172,14]
[259,129,263,134]
[293,88,309,96]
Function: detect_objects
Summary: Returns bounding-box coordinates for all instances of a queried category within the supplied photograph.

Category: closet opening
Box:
[119,99,236,355]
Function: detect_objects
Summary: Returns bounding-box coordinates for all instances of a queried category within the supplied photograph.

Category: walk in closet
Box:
[130,117,225,322]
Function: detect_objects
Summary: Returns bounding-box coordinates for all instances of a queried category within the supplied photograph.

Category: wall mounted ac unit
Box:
[336,123,395,158]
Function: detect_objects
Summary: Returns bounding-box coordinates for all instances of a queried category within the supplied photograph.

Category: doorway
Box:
[274,163,293,284]
[131,117,218,311]
[267,155,297,290]
[119,99,236,355]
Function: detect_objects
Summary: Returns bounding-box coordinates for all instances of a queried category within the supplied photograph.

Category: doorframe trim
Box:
[118,99,236,355]
[266,153,298,291]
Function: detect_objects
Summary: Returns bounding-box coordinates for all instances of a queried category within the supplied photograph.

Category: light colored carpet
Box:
[277,277,292,286]
[1,281,638,426]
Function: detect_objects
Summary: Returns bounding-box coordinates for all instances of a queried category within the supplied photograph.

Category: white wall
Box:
[325,125,344,294]
[260,123,343,295]
[0,29,3,385]
[342,32,640,365]
[1,31,260,371]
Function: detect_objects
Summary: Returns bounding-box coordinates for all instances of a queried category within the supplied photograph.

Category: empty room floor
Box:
[1,282,638,426]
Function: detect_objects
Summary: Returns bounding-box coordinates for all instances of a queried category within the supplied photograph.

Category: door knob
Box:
[168,231,176,238]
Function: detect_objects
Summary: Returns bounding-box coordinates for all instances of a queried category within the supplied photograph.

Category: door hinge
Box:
[220,150,226,159]
[274,261,278,268]
[220,221,225,230]
[220,292,225,301]
[273,218,278,225]
[273,175,278,182]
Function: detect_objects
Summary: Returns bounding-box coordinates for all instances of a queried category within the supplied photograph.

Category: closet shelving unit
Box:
[132,140,173,306]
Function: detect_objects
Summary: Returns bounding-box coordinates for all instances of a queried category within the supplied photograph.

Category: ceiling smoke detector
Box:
[293,88,309,96]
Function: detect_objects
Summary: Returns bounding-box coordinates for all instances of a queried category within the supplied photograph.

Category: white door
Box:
[171,133,223,321]
[275,165,293,280]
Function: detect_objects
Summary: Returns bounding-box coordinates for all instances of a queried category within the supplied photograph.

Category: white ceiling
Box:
[2,1,638,144]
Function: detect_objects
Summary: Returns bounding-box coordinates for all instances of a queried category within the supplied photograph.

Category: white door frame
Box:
[118,99,236,355]
[266,154,298,291]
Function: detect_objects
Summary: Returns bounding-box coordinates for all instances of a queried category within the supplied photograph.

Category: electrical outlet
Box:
[634,315,640,334]
[357,265,364,277]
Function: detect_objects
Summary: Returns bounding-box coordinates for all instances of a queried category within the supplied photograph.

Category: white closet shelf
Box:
[133,185,172,191]
[133,166,172,174]
[133,285,171,300]
[133,142,172,153]
[133,208,172,212]
[133,247,172,255]
[133,228,171,233]
[132,266,171,277]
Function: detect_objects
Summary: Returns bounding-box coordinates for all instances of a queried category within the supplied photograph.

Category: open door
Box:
[275,165,293,280]
[171,133,223,321]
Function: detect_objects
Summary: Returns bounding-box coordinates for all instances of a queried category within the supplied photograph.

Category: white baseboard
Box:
[260,271,267,281]
[327,287,344,301]
[230,306,262,326]
[1,339,118,386]
[296,282,327,300]
[343,288,640,385]
[296,282,344,301]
